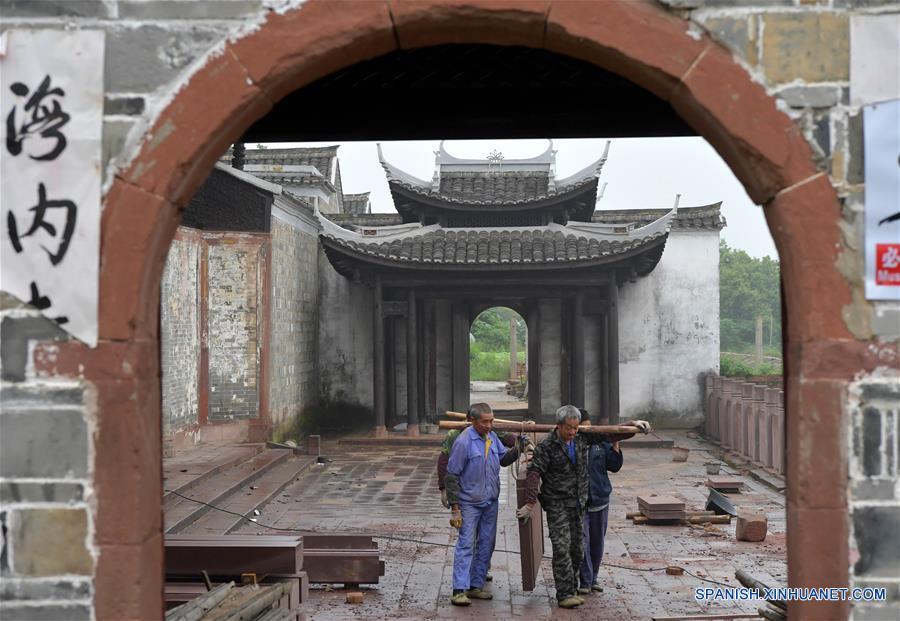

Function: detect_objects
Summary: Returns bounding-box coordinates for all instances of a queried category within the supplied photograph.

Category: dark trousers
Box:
[544,505,585,601]
[579,506,609,587]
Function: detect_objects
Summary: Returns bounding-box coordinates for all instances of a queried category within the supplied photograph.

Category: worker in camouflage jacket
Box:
[519,405,650,609]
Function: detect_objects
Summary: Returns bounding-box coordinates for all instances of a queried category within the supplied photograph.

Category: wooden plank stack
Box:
[706,476,746,492]
[637,495,686,521]
[627,495,732,526]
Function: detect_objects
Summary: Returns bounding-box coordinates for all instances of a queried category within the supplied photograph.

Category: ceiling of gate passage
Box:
[240,44,695,143]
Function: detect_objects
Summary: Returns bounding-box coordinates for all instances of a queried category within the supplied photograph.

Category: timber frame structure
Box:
[318,141,687,434]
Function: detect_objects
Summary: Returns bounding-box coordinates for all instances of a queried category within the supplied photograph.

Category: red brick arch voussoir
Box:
[73,1,864,619]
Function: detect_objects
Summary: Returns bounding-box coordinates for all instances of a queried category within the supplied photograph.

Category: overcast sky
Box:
[266,138,778,259]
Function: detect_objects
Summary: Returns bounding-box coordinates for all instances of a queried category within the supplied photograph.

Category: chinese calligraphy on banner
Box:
[1,30,104,346]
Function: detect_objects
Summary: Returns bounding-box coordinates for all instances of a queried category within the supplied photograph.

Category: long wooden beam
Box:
[445,410,522,424]
[438,420,639,435]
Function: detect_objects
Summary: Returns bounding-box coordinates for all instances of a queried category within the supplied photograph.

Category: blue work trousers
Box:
[579,506,609,588]
[452,500,498,591]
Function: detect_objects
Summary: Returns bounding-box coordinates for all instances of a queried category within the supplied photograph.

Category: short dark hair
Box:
[468,402,493,421]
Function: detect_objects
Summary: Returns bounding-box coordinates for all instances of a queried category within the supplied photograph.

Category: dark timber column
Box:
[451,303,469,412]
[527,303,541,419]
[386,317,395,427]
[406,288,419,436]
[423,299,436,423]
[607,279,620,424]
[571,289,585,409]
[373,276,386,437]
[600,309,610,424]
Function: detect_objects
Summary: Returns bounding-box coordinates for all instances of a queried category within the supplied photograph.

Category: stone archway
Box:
[56,1,871,618]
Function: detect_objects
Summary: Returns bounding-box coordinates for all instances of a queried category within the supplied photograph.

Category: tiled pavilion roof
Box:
[378,141,608,216]
[318,206,675,274]
[221,146,338,187]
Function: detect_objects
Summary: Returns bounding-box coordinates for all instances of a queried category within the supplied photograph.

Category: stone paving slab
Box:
[226,430,786,619]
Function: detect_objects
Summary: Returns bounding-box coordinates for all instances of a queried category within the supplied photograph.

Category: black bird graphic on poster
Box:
[879,211,900,226]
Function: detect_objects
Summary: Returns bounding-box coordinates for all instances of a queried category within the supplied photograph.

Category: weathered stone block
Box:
[853,506,900,578]
[118,0,262,19]
[834,0,898,7]
[102,119,135,179]
[7,509,93,576]
[0,0,112,18]
[1,383,83,409]
[862,406,884,477]
[0,410,88,478]
[812,110,831,159]
[761,12,849,83]
[851,479,897,502]
[871,304,900,341]
[0,316,68,382]
[0,291,27,310]
[847,111,864,184]
[0,578,91,601]
[777,84,841,109]
[0,481,84,504]
[700,15,757,66]
[660,0,790,7]
[852,602,900,621]
[104,96,146,116]
[0,605,91,620]
[105,25,225,93]
[736,512,768,541]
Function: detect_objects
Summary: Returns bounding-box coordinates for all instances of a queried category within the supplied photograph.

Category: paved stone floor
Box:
[233,431,787,620]
[470,380,528,413]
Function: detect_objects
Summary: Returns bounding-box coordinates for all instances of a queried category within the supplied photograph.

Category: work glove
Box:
[628,420,651,434]
[517,434,534,453]
[516,504,533,523]
[440,488,449,509]
[450,508,462,530]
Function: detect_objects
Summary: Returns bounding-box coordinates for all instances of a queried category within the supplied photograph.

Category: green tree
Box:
[719,240,782,355]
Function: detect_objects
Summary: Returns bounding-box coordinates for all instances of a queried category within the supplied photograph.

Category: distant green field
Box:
[720,353,783,377]
[470,350,526,381]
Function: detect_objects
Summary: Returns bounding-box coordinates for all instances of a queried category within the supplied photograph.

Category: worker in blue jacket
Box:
[576,413,623,595]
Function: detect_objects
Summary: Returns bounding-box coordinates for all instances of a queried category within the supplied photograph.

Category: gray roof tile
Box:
[322,226,664,267]
[342,192,370,215]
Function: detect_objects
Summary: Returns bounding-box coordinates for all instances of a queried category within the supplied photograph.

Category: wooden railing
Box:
[704,375,785,475]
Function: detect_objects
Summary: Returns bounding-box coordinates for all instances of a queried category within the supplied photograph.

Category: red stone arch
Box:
[61,1,866,618]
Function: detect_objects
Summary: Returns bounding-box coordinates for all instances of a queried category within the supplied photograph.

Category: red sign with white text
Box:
[875,244,900,286]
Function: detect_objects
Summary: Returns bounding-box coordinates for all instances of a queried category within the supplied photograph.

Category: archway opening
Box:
[87,3,852,618]
[469,306,529,416]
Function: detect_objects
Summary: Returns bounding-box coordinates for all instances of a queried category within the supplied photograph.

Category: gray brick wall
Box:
[849,375,900,619]
[269,217,319,431]
[207,242,262,421]
[160,231,201,434]
[0,375,93,618]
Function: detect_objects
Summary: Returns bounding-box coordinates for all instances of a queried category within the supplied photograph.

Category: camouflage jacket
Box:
[525,429,603,508]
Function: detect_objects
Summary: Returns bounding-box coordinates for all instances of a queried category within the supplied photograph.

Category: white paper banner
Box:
[1,30,104,346]
[864,99,900,301]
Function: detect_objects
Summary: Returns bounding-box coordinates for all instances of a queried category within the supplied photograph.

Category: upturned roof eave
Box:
[319,231,668,275]
[390,177,599,215]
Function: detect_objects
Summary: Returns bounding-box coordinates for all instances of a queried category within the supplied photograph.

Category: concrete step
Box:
[175,455,316,535]
[163,444,263,506]
[165,449,293,534]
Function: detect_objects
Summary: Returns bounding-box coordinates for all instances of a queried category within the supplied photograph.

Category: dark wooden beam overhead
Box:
[241,45,694,143]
